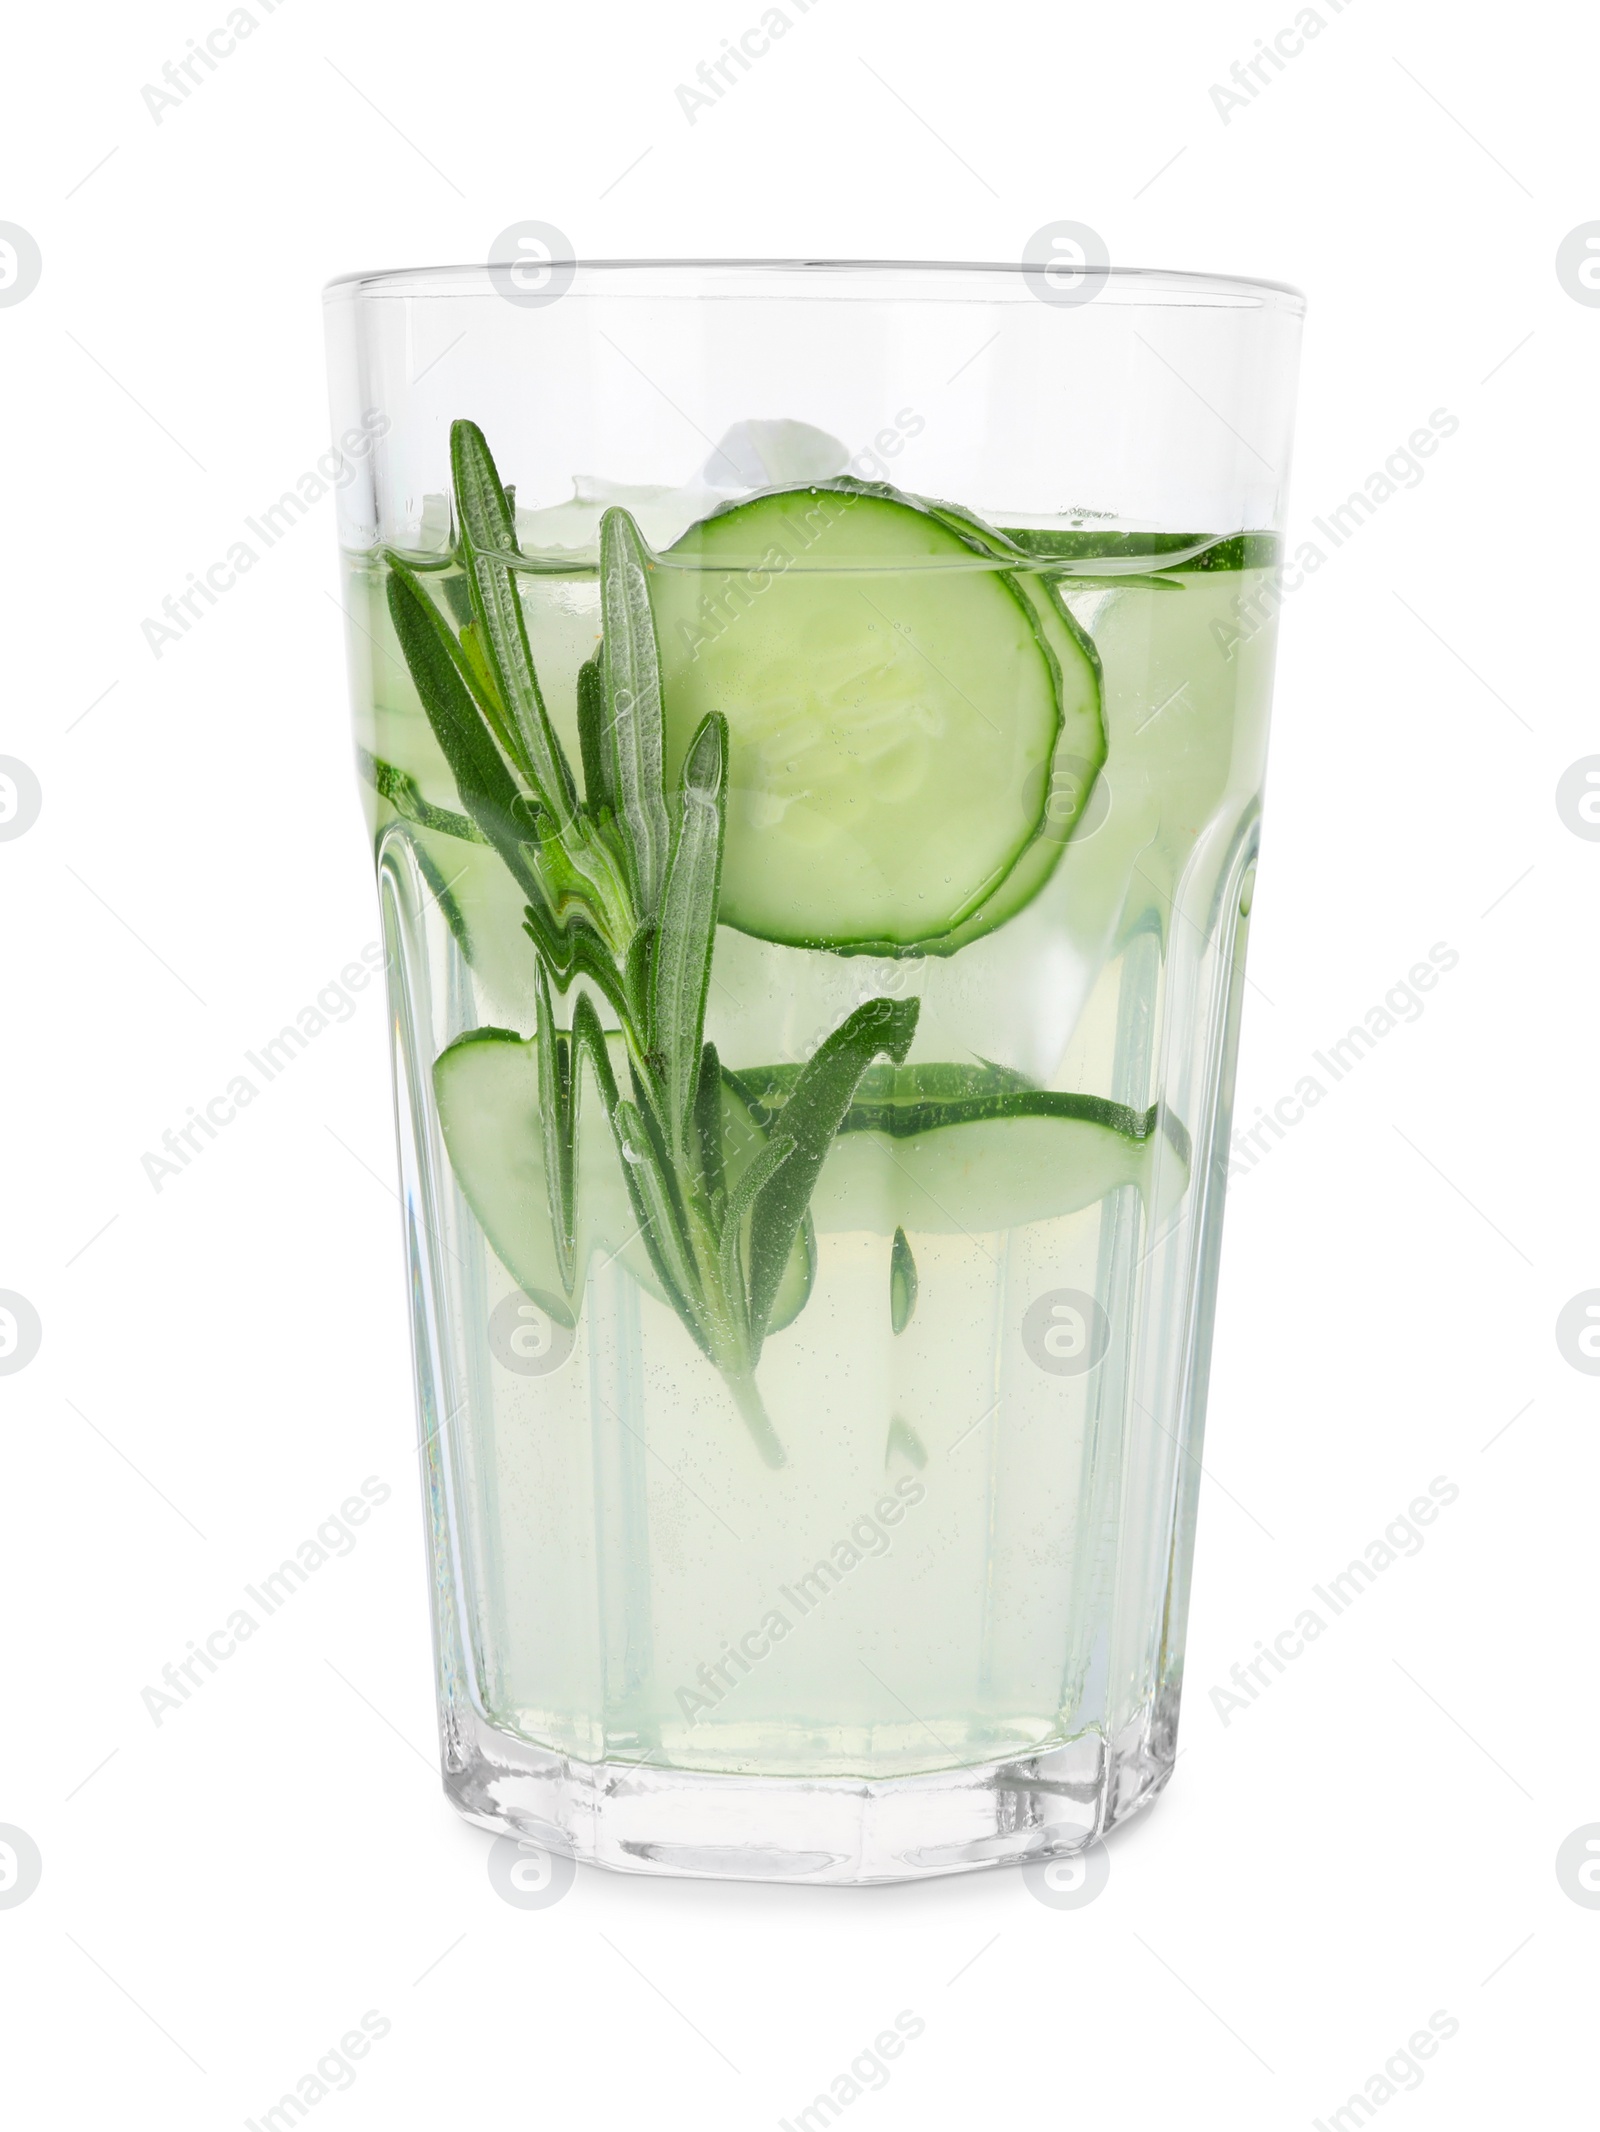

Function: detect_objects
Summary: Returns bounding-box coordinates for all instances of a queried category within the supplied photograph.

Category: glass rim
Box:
[323,257,1306,312]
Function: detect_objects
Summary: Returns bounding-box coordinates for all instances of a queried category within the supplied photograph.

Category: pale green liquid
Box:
[347,545,1276,1779]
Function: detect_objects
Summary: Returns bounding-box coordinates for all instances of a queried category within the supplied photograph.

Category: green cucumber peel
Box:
[998,528,1279,572]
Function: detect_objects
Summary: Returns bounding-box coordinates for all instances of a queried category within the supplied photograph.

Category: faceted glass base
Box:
[442,1686,1178,1884]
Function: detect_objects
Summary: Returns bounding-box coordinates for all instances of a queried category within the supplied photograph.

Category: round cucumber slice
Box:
[651,485,1096,954]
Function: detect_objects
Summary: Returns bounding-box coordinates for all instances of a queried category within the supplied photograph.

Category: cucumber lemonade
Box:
[343,419,1276,1792]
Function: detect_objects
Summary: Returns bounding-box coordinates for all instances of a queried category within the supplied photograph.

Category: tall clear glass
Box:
[324,260,1302,1883]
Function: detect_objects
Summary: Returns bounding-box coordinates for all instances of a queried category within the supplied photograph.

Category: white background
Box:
[1,1,1593,2125]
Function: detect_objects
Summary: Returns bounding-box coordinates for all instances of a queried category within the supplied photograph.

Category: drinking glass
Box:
[324,259,1302,1883]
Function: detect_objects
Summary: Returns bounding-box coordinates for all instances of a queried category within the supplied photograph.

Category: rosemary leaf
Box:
[716,1129,795,1345]
[693,1042,726,1207]
[450,420,578,815]
[650,713,727,1154]
[384,563,544,906]
[625,921,657,1055]
[357,747,486,843]
[890,1226,918,1335]
[745,997,921,1344]
[535,964,578,1295]
[521,901,636,1033]
[613,1096,709,1350]
[576,654,615,815]
[598,507,672,917]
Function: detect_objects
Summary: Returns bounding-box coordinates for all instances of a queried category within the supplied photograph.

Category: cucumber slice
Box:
[913,501,1107,956]
[439,1027,1194,1296]
[729,1062,1187,1235]
[651,485,1101,954]
[434,1028,634,1325]
[432,1029,814,1333]
[814,1114,1152,1233]
[436,1036,1183,1324]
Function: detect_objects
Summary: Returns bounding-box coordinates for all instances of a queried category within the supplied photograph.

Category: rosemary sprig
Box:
[384,419,918,1464]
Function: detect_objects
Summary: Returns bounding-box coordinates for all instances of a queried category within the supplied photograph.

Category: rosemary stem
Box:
[725,1371,786,1469]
